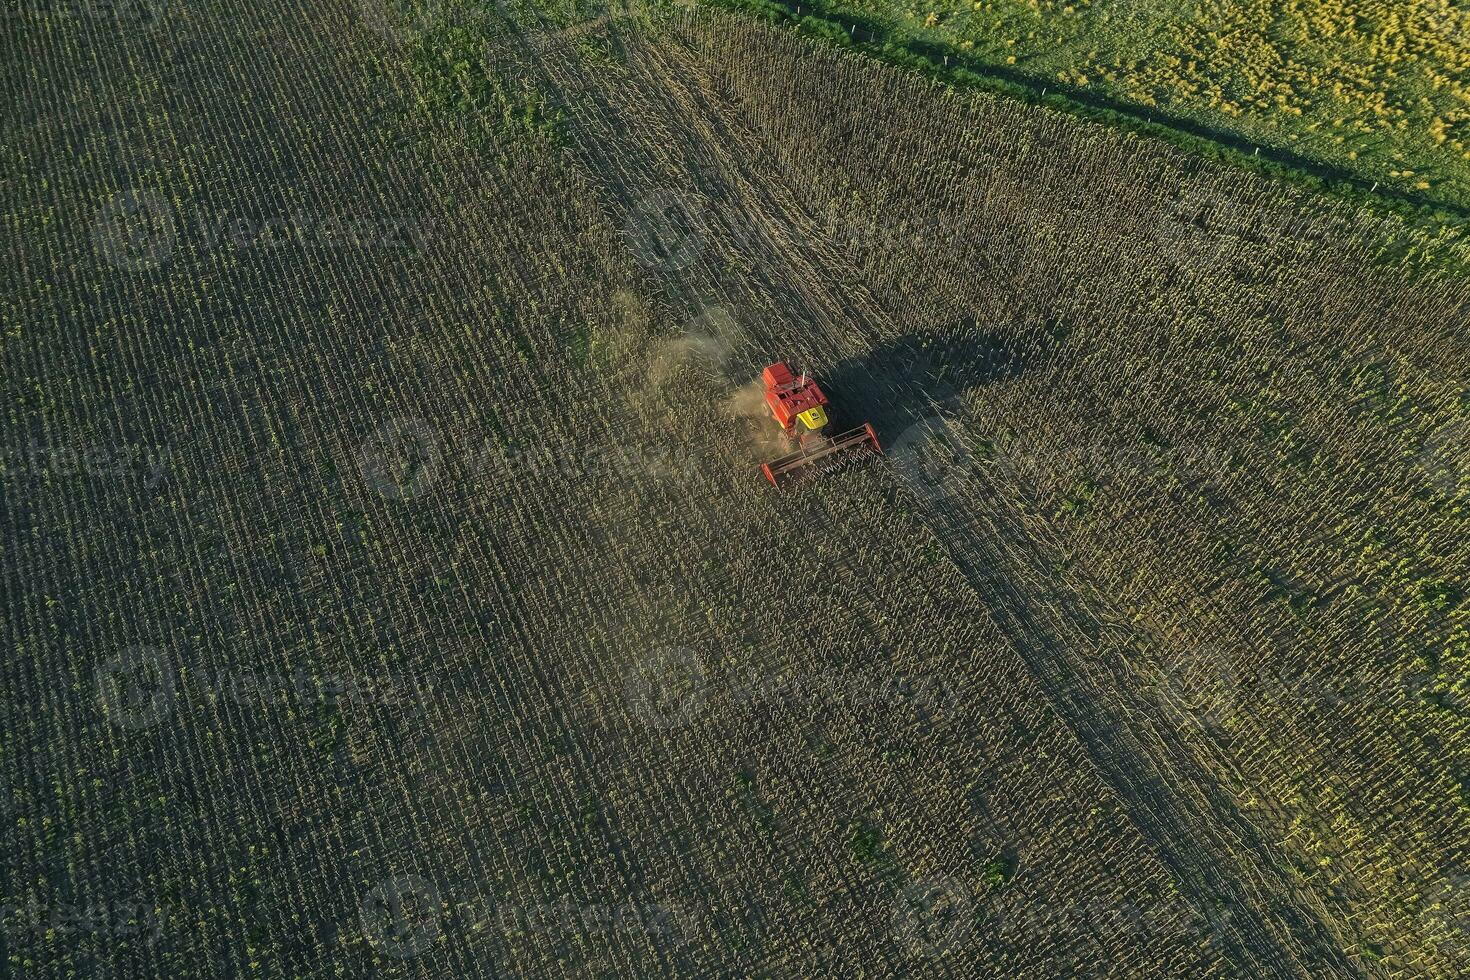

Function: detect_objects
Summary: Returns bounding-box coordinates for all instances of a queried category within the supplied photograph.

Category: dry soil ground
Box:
[2,3,1467,979]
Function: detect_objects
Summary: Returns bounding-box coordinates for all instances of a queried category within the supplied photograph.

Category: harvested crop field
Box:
[2,2,1467,978]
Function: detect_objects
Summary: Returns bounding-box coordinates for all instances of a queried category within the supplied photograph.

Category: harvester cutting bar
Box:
[760,423,881,486]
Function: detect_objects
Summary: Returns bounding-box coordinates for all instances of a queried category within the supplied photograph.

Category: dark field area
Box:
[2,2,1467,977]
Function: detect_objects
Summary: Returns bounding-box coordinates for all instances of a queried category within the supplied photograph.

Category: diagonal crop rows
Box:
[2,2,1465,978]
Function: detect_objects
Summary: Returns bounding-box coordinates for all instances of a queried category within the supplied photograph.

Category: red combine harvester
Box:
[759,361,881,486]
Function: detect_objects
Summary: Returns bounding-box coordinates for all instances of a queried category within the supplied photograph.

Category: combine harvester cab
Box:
[759,361,882,486]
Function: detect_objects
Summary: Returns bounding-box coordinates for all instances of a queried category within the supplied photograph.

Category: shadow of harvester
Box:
[820,325,1030,437]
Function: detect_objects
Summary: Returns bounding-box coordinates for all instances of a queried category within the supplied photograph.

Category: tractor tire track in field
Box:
[912,472,1363,979]
[523,19,1360,978]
